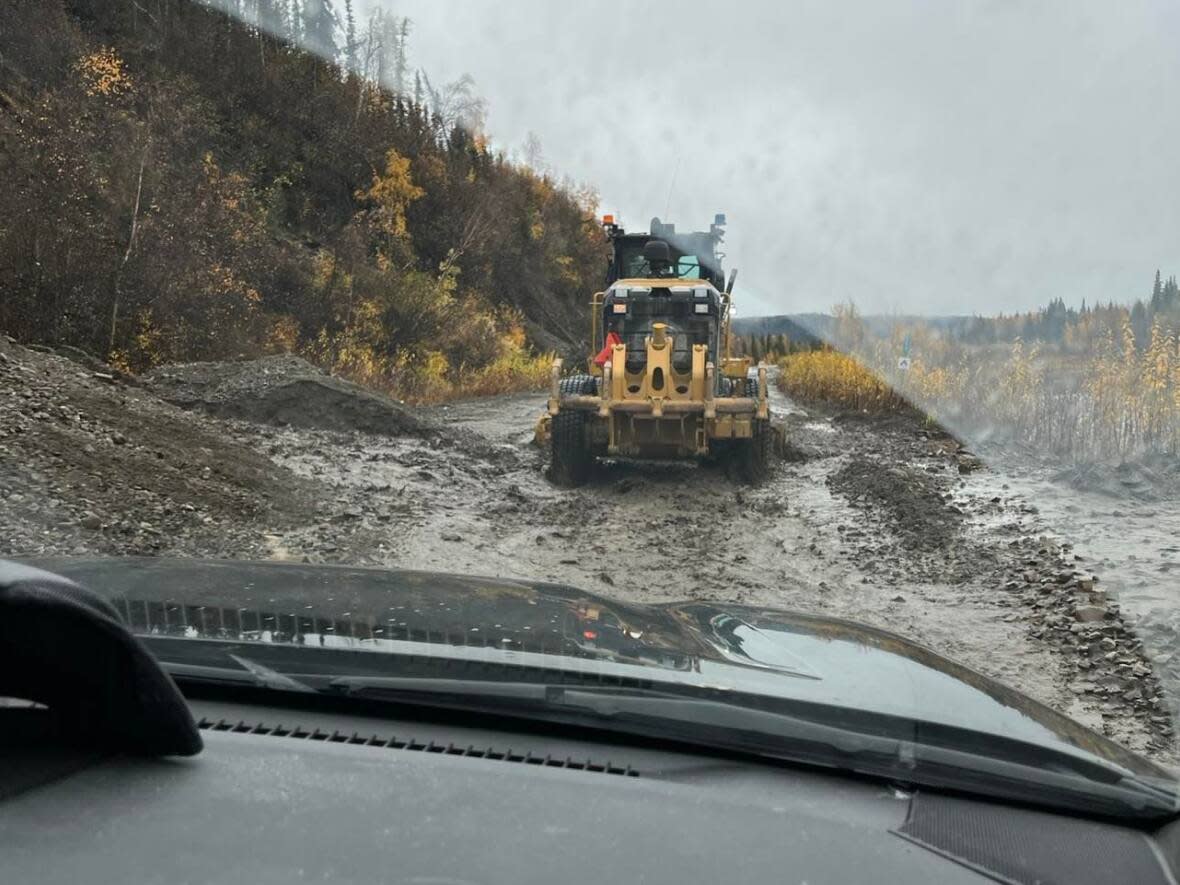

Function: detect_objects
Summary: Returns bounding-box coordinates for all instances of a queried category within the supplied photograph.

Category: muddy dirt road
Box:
[2,338,1174,762]
[251,377,1176,761]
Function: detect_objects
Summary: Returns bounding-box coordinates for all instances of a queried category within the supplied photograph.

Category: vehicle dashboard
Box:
[3,693,1176,885]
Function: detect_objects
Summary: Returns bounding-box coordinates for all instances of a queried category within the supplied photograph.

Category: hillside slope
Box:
[0,0,603,398]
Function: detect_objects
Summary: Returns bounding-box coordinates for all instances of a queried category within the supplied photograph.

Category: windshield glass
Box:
[2,0,1179,819]
[616,242,704,280]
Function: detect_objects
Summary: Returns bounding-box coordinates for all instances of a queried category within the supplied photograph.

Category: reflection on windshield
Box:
[98,565,1159,776]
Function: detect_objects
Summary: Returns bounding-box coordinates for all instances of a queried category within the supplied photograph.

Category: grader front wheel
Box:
[549,409,591,487]
[733,417,772,485]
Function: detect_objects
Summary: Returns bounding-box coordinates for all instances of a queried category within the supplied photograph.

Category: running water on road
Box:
[964,451,1180,723]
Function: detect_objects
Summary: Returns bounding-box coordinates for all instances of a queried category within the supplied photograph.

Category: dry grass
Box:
[320,346,551,405]
[778,350,913,413]
[784,314,1180,460]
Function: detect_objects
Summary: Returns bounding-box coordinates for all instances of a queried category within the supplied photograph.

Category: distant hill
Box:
[732,315,826,348]
[735,314,978,344]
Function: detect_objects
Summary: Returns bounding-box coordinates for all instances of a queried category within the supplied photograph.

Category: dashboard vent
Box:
[197,717,640,777]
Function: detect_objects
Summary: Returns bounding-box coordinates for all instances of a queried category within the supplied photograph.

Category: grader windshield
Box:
[605,216,728,291]
[615,242,712,283]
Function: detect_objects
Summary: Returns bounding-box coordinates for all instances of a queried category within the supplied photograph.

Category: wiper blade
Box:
[165,659,315,693]
[332,678,1178,820]
[328,676,690,703]
[165,663,1178,820]
[228,654,316,693]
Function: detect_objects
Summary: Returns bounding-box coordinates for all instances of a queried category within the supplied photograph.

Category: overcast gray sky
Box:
[356,0,1179,316]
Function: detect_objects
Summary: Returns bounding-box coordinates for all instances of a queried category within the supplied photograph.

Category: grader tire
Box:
[550,410,591,487]
[734,417,773,485]
[701,439,727,470]
[560,374,599,397]
[548,375,597,487]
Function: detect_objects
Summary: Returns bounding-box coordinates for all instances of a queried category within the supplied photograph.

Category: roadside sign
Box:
[897,357,912,371]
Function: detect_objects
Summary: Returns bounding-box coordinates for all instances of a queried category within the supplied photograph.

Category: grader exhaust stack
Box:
[536,215,776,487]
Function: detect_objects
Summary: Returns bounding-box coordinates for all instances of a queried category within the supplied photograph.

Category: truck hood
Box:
[26,555,1167,780]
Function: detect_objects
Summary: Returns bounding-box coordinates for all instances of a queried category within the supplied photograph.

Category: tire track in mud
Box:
[252,382,1174,762]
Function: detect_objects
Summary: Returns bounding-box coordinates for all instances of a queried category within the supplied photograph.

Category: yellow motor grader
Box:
[536,214,773,486]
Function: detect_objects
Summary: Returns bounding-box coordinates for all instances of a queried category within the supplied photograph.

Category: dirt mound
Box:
[0,337,315,558]
[827,458,961,552]
[142,356,426,437]
[25,342,119,375]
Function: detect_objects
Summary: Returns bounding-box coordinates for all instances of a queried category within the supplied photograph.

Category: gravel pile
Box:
[142,355,427,437]
[827,459,961,554]
[0,337,316,558]
[999,536,1174,755]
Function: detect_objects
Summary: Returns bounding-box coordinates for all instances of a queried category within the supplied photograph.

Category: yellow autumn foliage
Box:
[781,314,1180,459]
[357,148,424,242]
[778,350,911,413]
[77,48,132,97]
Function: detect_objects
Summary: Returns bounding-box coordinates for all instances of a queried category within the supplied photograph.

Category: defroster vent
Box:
[197,717,640,777]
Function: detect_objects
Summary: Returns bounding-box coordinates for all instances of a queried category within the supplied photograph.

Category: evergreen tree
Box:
[369,9,389,86]
[1163,276,1180,312]
[286,0,301,43]
[342,0,357,72]
[367,10,408,93]
[1131,300,1150,350]
[394,17,410,95]
[1151,269,1164,311]
[285,0,299,42]
[1043,296,1068,341]
[301,0,337,60]
[257,0,283,35]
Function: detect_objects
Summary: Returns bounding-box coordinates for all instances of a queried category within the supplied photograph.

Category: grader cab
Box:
[537,215,774,487]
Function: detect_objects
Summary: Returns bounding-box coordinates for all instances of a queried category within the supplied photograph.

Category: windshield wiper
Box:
[326,675,688,701]
[165,658,315,693]
[325,676,1176,819]
[166,664,1178,820]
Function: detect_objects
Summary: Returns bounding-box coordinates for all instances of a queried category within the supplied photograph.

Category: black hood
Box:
[26,556,1169,781]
